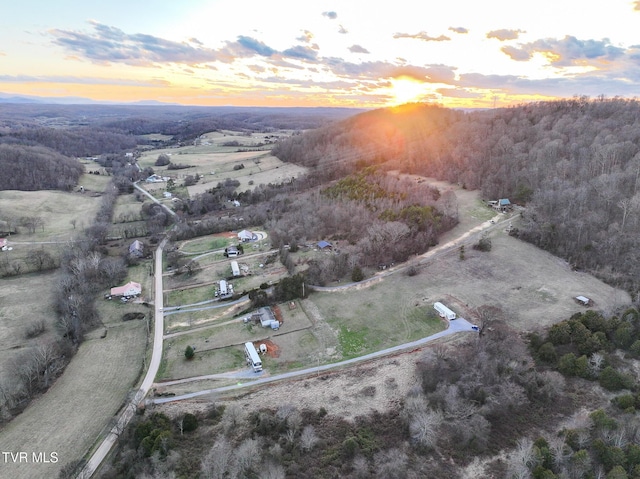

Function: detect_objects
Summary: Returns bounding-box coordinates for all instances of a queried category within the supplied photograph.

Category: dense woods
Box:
[0,144,84,190]
[274,98,640,293]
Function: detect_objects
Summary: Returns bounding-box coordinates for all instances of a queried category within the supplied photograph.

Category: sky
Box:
[1,0,640,108]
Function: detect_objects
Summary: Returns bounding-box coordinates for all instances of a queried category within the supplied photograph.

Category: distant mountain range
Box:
[0,92,178,106]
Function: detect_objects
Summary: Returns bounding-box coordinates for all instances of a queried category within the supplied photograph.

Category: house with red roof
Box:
[110,281,142,298]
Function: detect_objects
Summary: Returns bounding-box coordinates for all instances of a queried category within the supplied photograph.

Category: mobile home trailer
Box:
[434,302,456,320]
[244,342,263,372]
[231,260,240,277]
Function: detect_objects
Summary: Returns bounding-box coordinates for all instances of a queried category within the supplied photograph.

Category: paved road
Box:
[79,214,169,478]
[153,318,479,405]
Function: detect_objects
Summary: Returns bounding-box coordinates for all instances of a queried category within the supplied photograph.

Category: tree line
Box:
[274,98,640,294]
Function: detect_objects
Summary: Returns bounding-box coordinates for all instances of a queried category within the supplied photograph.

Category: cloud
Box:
[502,35,626,67]
[338,25,348,34]
[486,29,525,41]
[449,27,468,34]
[393,31,451,42]
[322,11,337,20]
[281,45,318,61]
[327,60,456,84]
[437,87,482,99]
[348,44,370,54]
[235,36,277,57]
[297,30,314,43]
[50,21,222,66]
[634,1,640,10]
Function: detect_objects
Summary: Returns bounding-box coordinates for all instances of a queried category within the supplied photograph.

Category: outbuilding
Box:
[434,302,456,320]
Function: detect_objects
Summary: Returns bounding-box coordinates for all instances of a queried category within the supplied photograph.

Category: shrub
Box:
[185,345,195,360]
[599,366,633,391]
[182,413,198,432]
[24,319,46,339]
[351,265,364,282]
[538,342,557,363]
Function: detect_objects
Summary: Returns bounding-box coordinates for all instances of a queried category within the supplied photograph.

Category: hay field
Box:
[0,189,103,241]
[136,129,307,199]
[0,320,147,479]
[0,272,59,376]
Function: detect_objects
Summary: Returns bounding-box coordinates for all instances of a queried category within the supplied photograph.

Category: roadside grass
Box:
[0,320,147,479]
[338,326,368,358]
[165,285,216,307]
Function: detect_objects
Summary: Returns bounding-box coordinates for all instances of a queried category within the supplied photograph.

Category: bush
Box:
[599,366,633,391]
[185,345,195,360]
[24,319,46,339]
[182,413,198,432]
[473,236,492,252]
[538,342,557,363]
[351,265,364,282]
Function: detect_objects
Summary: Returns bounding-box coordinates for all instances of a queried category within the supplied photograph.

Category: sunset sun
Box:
[390,77,425,105]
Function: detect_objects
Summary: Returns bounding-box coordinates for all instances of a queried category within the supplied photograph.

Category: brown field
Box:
[0,189,103,241]
[0,320,147,479]
[0,272,59,377]
[136,129,307,200]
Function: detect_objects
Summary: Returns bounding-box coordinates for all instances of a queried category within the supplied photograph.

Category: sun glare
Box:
[390,77,425,105]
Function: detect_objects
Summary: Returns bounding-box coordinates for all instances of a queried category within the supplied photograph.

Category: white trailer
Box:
[244,342,262,372]
[231,260,240,277]
[434,302,456,320]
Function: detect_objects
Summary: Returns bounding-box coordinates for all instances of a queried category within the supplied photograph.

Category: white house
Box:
[238,230,256,242]
[434,302,456,320]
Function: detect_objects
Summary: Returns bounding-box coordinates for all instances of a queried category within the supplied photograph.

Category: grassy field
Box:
[0,189,103,242]
[136,129,307,198]
[0,272,60,377]
[0,320,147,479]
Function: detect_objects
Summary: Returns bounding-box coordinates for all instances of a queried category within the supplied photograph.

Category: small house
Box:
[317,240,332,250]
[492,198,512,212]
[129,240,144,257]
[110,281,142,298]
[145,174,165,183]
[238,230,256,242]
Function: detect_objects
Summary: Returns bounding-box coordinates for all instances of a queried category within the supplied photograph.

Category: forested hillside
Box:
[0,144,84,191]
[274,98,640,293]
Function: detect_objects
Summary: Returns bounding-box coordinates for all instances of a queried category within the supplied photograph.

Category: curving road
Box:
[153,318,479,404]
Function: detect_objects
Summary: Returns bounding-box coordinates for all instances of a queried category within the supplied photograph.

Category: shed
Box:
[317,240,332,250]
[575,295,592,306]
